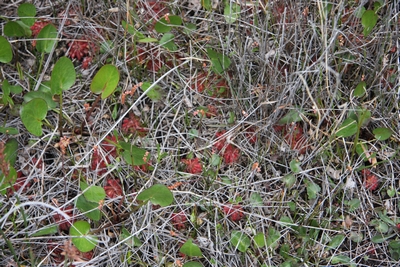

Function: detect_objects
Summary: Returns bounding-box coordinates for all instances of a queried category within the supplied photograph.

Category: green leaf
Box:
[373,127,392,141]
[0,167,17,195]
[278,109,303,124]
[230,231,251,252]
[23,90,58,110]
[80,182,106,203]
[183,262,204,267]
[201,0,212,11]
[249,192,263,206]
[362,10,378,36]
[121,20,145,39]
[120,227,142,247]
[304,179,321,200]
[356,108,371,126]
[371,233,396,243]
[354,81,366,97]
[254,232,266,248]
[30,225,58,237]
[224,2,241,24]
[206,48,231,74]
[354,7,366,18]
[141,82,163,102]
[289,160,301,173]
[75,195,102,221]
[327,234,345,249]
[282,174,296,188]
[266,227,280,249]
[90,64,120,99]
[349,231,363,243]
[51,57,76,95]
[0,127,19,135]
[335,118,357,138]
[20,98,48,136]
[210,154,221,166]
[4,139,18,166]
[154,15,182,33]
[0,36,13,63]
[331,255,351,264]
[18,3,36,26]
[160,33,178,51]
[119,142,148,166]
[188,129,199,139]
[137,184,173,207]
[70,221,98,252]
[346,198,360,212]
[36,24,58,53]
[180,238,203,257]
[4,21,26,37]
[137,37,159,43]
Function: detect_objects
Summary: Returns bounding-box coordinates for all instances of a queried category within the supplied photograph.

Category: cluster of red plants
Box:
[190,72,231,98]
[52,205,75,232]
[104,179,123,198]
[222,204,245,222]
[181,157,202,174]
[361,169,379,191]
[213,130,240,165]
[171,211,188,230]
[90,135,118,175]
[273,123,308,154]
[121,114,148,137]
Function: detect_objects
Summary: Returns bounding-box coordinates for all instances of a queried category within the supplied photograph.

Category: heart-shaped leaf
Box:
[373,127,392,141]
[18,3,36,26]
[179,238,203,257]
[354,81,366,97]
[230,231,250,252]
[154,15,182,33]
[20,98,48,136]
[362,10,378,36]
[137,184,173,207]
[36,24,58,53]
[90,64,120,99]
[51,56,76,95]
[76,195,102,221]
[80,181,106,203]
[0,36,13,63]
[70,221,98,252]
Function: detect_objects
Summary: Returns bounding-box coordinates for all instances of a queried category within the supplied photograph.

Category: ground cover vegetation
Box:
[0,0,400,266]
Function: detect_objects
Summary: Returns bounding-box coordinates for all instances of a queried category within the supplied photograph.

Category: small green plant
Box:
[0,36,13,63]
[206,48,231,74]
[70,220,98,252]
[180,238,203,257]
[76,180,106,221]
[137,184,173,207]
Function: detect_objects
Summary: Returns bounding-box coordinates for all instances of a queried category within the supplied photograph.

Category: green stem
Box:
[35,53,45,86]
[58,93,63,137]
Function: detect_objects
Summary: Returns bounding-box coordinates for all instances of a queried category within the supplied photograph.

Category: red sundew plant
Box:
[67,39,97,61]
[223,145,240,165]
[90,135,118,175]
[6,171,31,196]
[181,158,203,174]
[213,130,227,151]
[361,169,379,191]
[104,179,123,198]
[52,205,74,232]
[171,211,188,230]
[222,204,245,222]
[190,72,230,98]
[121,114,148,137]
[273,123,308,154]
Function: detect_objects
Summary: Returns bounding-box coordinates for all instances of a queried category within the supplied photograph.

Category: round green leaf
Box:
[224,2,241,24]
[327,234,345,249]
[254,232,266,248]
[36,24,58,53]
[4,21,26,37]
[362,10,378,36]
[179,238,203,257]
[90,64,120,99]
[84,185,106,203]
[160,33,178,51]
[373,127,392,141]
[230,231,251,252]
[0,36,13,63]
[249,192,263,206]
[0,127,19,135]
[76,195,102,221]
[335,118,357,138]
[282,174,296,188]
[70,221,98,252]
[354,81,366,97]
[18,3,36,26]
[183,262,204,267]
[51,56,76,95]
[137,184,173,207]
[206,48,231,74]
[20,98,48,136]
